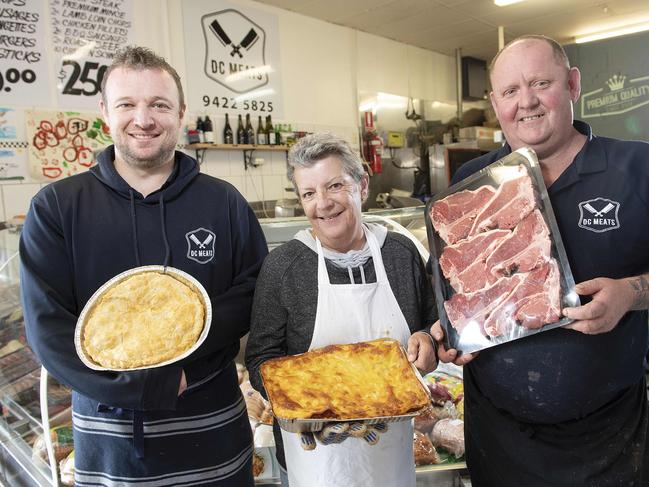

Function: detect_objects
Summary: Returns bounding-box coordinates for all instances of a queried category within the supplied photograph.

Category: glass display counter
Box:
[0,207,466,486]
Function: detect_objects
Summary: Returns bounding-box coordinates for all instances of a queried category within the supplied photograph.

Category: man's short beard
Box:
[119,144,176,170]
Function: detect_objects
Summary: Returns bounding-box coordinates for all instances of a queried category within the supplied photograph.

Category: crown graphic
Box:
[606,74,626,91]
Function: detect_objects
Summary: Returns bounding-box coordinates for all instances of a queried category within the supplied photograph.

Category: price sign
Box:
[58,60,108,97]
[0,0,52,106]
[0,68,37,94]
[50,0,134,109]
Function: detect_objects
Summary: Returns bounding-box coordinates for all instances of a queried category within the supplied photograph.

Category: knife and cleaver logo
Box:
[202,9,269,93]
[186,228,216,264]
[578,197,620,233]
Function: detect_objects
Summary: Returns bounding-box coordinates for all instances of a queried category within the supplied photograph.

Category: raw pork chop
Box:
[444,274,523,335]
[468,166,536,237]
[514,262,561,329]
[439,229,510,282]
[482,261,561,337]
[431,186,496,244]
[486,209,551,277]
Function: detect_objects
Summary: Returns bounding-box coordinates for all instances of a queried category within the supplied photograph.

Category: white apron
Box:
[282,228,416,487]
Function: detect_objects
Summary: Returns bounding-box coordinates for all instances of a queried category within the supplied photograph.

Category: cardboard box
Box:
[459,126,496,140]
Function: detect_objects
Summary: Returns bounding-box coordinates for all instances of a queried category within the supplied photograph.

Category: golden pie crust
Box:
[260,338,430,420]
[82,271,205,369]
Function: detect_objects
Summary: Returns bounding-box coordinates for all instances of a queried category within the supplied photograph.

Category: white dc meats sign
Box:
[183,0,283,117]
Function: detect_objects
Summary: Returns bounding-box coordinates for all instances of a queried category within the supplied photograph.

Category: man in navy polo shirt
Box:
[432,35,649,486]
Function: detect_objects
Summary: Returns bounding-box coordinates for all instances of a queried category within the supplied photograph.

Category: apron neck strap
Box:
[315,226,389,286]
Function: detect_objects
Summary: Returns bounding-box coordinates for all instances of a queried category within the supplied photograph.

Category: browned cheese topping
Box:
[261,338,430,420]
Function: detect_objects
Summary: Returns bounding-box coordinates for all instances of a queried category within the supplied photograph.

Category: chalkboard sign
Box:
[565,31,649,142]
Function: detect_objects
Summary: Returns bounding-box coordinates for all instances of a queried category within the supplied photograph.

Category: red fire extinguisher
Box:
[363,111,383,174]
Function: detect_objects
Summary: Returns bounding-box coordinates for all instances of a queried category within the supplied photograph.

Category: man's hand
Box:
[563,277,635,334]
[430,321,477,366]
[407,331,438,373]
[178,369,187,396]
[298,422,389,450]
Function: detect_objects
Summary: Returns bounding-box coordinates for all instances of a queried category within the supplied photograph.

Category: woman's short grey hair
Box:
[287,133,365,193]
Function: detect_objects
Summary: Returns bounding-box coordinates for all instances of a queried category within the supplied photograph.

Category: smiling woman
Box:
[245,133,439,487]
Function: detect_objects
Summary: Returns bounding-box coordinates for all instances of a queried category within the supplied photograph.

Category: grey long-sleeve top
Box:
[245,231,437,468]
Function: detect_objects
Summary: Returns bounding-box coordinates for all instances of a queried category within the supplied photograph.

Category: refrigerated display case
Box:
[0,207,467,486]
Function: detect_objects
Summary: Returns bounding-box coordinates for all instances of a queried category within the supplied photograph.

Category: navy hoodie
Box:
[20,147,268,411]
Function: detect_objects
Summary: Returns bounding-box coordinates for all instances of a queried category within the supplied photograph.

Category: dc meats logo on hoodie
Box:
[186,228,216,263]
[578,197,620,233]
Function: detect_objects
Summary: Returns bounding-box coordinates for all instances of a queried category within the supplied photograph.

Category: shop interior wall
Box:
[0,0,457,222]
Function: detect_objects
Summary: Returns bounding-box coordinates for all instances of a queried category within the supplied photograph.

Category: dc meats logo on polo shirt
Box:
[578,197,620,233]
[186,228,216,263]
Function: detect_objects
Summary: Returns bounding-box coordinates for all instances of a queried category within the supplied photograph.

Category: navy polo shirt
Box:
[452,120,649,424]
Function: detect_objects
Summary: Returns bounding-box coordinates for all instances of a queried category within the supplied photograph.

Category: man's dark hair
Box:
[489,35,570,76]
[101,46,185,108]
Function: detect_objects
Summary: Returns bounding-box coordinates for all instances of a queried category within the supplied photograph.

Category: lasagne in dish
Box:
[81,271,205,369]
[260,338,430,420]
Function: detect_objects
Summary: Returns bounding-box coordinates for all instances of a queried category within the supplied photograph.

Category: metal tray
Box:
[425,148,580,354]
[74,265,212,371]
[261,339,431,433]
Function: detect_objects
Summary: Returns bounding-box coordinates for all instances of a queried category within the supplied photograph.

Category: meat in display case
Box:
[0,228,73,487]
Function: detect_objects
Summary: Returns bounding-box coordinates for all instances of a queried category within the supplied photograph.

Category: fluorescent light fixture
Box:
[494,0,526,6]
[575,22,649,43]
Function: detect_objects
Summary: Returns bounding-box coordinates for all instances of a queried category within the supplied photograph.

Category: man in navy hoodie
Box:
[432,35,649,486]
[20,46,267,486]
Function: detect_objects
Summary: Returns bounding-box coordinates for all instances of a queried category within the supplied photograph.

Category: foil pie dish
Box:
[75,265,212,371]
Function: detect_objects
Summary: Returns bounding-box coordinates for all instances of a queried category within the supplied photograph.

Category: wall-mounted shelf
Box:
[185,143,290,169]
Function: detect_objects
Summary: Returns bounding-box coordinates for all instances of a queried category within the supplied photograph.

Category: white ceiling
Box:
[255,0,649,61]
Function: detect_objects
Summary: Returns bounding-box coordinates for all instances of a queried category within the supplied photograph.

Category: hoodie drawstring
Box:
[129,189,141,267]
[128,190,172,268]
[159,193,171,267]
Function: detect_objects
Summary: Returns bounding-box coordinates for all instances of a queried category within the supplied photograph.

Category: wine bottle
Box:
[223,113,234,144]
[203,115,214,144]
[245,114,254,145]
[256,115,266,145]
[267,115,276,145]
[236,114,245,145]
[196,116,205,143]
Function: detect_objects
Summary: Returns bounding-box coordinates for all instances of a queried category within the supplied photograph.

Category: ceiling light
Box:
[575,22,649,43]
[494,0,526,6]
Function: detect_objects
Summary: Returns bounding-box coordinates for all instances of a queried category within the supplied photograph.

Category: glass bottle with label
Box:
[223,113,234,144]
[203,115,214,144]
[236,114,245,145]
[256,115,266,145]
[276,122,283,146]
[245,114,254,145]
[196,116,205,143]
[267,115,276,145]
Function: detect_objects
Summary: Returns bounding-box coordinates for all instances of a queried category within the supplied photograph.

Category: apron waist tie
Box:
[96,404,145,459]
[133,410,145,458]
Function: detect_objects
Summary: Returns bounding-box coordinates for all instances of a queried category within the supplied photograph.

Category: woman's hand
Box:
[407,331,438,373]
[430,321,477,366]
